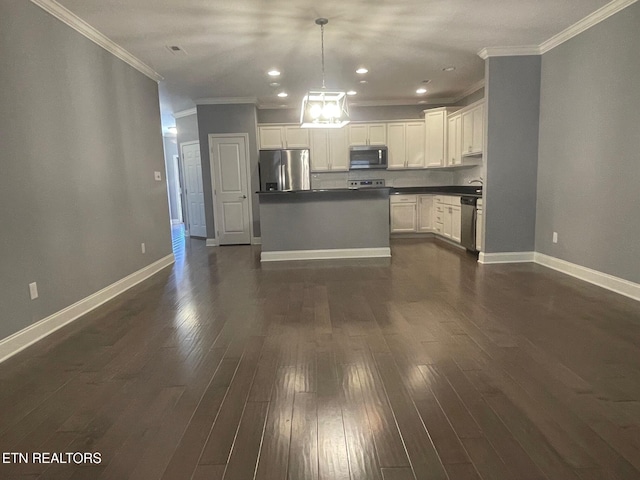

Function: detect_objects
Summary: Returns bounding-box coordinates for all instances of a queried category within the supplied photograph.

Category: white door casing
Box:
[180,142,207,237]
[209,134,252,245]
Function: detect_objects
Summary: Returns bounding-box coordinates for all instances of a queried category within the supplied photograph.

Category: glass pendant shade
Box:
[300,90,350,128]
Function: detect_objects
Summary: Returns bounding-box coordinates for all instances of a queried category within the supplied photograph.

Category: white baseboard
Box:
[534,253,640,302]
[205,238,218,247]
[261,247,391,262]
[251,237,262,245]
[478,251,535,264]
[0,254,175,364]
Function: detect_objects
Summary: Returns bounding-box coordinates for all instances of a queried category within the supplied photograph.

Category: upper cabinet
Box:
[461,102,484,156]
[425,107,459,168]
[259,125,310,149]
[387,121,425,169]
[309,128,348,172]
[447,114,462,166]
[348,123,386,146]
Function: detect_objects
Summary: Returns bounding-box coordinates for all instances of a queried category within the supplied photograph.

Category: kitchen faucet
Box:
[468,177,483,185]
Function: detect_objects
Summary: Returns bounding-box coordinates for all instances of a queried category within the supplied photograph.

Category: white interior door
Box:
[209,135,251,245]
[180,142,207,237]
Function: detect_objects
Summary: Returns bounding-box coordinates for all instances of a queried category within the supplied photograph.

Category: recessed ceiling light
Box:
[268,69,281,76]
[347,90,357,95]
[443,66,456,72]
[416,88,427,94]
[359,80,368,84]
[277,92,288,97]
[269,82,281,87]
[418,100,428,104]
[356,67,369,74]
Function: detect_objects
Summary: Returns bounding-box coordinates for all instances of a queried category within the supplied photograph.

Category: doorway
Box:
[208,134,252,245]
[179,141,207,238]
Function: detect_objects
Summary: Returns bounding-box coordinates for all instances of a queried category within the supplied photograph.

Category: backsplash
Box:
[311,169,454,189]
[451,165,483,186]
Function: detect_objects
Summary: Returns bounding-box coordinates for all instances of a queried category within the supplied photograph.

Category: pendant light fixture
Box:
[300,18,350,128]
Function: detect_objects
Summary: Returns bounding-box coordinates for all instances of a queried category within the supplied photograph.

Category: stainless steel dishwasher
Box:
[460,196,478,252]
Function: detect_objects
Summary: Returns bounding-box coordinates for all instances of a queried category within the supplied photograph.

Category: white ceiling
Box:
[56,0,612,120]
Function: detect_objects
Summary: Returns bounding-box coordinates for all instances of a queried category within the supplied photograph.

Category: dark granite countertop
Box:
[257,185,482,196]
[257,187,390,195]
[390,185,482,196]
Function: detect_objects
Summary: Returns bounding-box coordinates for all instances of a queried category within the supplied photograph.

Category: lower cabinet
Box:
[434,195,462,243]
[417,195,433,232]
[390,194,462,245]
[390,195,417,232]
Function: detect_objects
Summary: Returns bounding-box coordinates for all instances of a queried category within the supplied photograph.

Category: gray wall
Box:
[484,56,541,253]
[0,2,172,340]
[163,136,180,221]
[176,113,200,145]
[196,104,260,238]
[536,2,640,283]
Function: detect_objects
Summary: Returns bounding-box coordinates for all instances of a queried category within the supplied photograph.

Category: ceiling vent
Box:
[166,45,188,56]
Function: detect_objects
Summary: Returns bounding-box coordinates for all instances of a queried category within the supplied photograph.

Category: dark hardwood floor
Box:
[1,232,640,479]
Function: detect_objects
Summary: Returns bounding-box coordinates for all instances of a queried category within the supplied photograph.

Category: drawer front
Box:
[435,222,444,234]
[434,212,444,223]
[390,194,417,204]
[434,195,445,204]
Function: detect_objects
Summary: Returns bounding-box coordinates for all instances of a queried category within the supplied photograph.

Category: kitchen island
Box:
[258,188,390,262]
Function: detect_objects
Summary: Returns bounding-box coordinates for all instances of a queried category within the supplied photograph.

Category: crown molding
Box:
[351,98,459,107]
[479,0,638,59]
[195,97,258,105]
[174,107,197,118]
[30,0,163,82]
[478,46,541,60]
[540,0,638,53]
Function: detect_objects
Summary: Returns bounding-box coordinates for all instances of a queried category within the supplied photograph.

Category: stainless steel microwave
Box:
[349,146,388,170]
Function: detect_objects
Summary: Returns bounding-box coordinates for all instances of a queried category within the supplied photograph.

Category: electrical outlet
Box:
[141,243,146,254]
[154,171,162,181]
[553,232,558,244]
[29,282,38,300]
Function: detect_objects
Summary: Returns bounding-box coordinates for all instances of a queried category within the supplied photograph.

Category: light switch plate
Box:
[553,232,558,243]
[154,171,162,181]
[29,282,38,300]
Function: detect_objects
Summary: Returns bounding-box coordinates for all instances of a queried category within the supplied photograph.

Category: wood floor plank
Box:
[223,401,269,480]
[198,335,265,465]
[288,392,318,480]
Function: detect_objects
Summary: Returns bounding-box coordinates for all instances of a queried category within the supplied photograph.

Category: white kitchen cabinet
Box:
[259,126,284,149]
[452,205,461,243]
[348,123,386,146]
[406,122,426,168]
[461,102,484,156]
[259,125,310,149]
[309,129,348,172]
[390,195,417,233]
[387,122,426,169]
[425,107,459,168]
[447,114,462,166]
[284,126,310,148]
[417,195,433,232]
[434,195,462,243]
[387,123,406,169]
[476,199,483,251]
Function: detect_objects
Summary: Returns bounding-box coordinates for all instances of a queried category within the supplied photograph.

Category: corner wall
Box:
[0,2,172,341]
[483,56,541,253]
[536,1,640,283]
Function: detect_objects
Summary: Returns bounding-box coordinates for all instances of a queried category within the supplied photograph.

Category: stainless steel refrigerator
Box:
[259,149,311,191]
